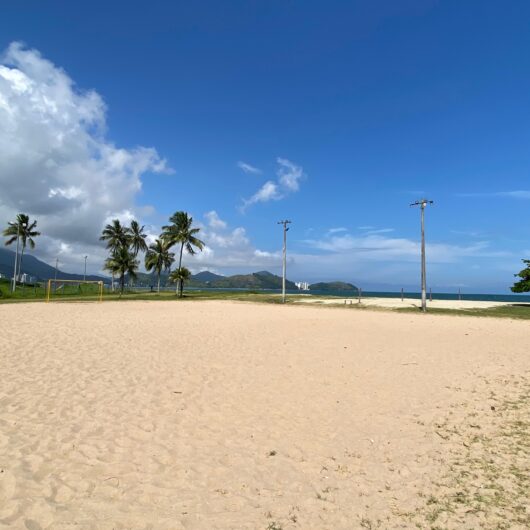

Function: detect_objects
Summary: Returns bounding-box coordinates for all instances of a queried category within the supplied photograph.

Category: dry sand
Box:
[294,296,512,310]
[1,300,528,529]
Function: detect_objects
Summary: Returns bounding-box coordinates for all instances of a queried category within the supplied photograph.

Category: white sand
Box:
[1,300,528,529]
[294,296,512,309]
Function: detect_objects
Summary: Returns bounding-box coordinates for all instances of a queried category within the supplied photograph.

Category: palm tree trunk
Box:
[157,272,160,294]
[18,244,26,281]
[178,242,184,298]
[120,273,125,295]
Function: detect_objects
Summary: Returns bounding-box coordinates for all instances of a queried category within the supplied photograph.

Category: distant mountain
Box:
[192,271,225,283]
[309,281,359,292]
[134,270,225,287]
[0,248,107,282]
[188,270,297,290]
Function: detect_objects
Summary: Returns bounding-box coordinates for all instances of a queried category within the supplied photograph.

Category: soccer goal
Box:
[46,279,104,302]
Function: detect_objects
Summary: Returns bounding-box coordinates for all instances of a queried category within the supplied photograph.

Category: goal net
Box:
[46,279,104,302]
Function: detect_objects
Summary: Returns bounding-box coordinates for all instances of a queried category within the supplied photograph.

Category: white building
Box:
[295,281,310,291]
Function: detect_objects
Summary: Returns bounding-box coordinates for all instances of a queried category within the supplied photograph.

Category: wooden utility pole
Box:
[277,220,291,303]
[411,199,433,313]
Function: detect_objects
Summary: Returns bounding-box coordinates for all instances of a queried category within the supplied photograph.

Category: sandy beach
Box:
[294,296,514,310]
[1,300,529,529]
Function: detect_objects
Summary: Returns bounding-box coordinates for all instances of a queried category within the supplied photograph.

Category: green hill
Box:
[0,248,107,282]
[195,270,297,290]
[309,281,358,292]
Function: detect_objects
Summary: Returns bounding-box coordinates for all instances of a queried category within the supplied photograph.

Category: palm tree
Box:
[104,246,139,295]
[100,219,130,249]
[3,213,40,282]
[169,266,191,296]
[100,219,130,291]
[128,220,148,257]
[145,239,174,293]
[162,211,204,297]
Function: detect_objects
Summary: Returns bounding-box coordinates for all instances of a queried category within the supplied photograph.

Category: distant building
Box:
[20,273,37,284]
[295,281,310,291]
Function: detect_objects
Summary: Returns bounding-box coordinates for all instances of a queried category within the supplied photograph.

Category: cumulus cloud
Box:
[0,42,171,273]
[190,211,281,272]
[241,157,305,211]
[237,161,262,175]
[204,210,227,230]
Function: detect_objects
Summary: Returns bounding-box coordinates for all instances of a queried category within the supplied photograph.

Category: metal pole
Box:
[277,220,291,303]
[282,224,286,302]
[54,258,59,293]
[420,203,426,312]
[11,222,20,293]
[84,256,88,281]
[411,199,433,313]
[401,287,404,302]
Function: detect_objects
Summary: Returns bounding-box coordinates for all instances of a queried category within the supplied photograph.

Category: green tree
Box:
[104,246,139,295]
[100,219,130,250]
[128,220,148,257]
[169,266,191,296]
[100,219,131,290]
[162,211,204,297]
[145,239,175,293]
[3,213,40,282]
[511,259,530,293]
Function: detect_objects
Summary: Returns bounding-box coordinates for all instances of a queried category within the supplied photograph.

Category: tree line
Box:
[3,211,530,297]
[100,211,204,296]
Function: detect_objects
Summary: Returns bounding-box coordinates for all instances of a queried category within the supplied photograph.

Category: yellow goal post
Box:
[46,279,104,302]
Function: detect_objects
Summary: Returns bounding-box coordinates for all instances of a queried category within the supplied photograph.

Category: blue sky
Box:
[1,0,530,292]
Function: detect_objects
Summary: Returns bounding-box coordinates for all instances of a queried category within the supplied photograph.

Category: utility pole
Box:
[277,220,291,303]
[84,255,88,281]
[411,199,433,313]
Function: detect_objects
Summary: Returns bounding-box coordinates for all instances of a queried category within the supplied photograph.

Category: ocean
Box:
[182,287,530,303]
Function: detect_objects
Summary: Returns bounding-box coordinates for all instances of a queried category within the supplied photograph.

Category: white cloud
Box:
[205,210,227,229]
[497,191,530,199]
[0,42,171,273]
[237,161,262,175]
[276,157,304,191]
[458,190,530,199]
[189,212,281,272]
[242,180,282,210]
[327,227,348,235]
[241,157,305,210]
[363,228,395,235]
[302,233,510,263]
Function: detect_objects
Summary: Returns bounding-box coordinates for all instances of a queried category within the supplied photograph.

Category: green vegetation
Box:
[0,277,101,301]
[100,218,141,294]
[3,213,41,289]
[309,281,358,292]
[169,266,191,292]
[406,375,530,529]
[144,239,174,293]
[396,304,530,320]
[511,259,530,293]
[190,270,297,290]
[161,211,205,297]
[1,281,529,321]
